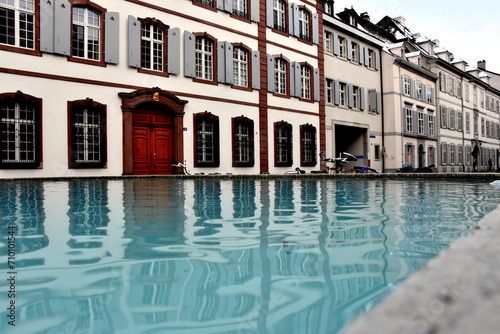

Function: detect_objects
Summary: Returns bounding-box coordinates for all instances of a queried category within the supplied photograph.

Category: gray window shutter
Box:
[105,12,119,64]
[374,51,379,70]
[333,33,339,56]
[288,3,294,35]
[312,13,319,44]
[411,79,416,98]
[369,89,378,113]
[218,42,226,83]
[358,44,364,65]
[184,31,195,78]
[251,0,260,22]
[313,68,320,101]
[364,47,369,67]
[289,62,296,97]
[128,15,140,68]
[430,87,435,104]
[334,80,340,106]
[346,39,352,61]
[292,3,299,36]
[225,0,233,12]
[168,28,181,74]
[360,87,365,111]
[217,0,224,10]
[224,41,233,84]
[267,54,275,92]
[54,0,71,56]
[401,75,405,94]
[40,0,54,53]
[425,114,429,135]
[376,92,381,113]
[348,84,354,108]
[252,51,260,89]
[412,110,417,133]
[293,62,301,97]
[266,0,274,27]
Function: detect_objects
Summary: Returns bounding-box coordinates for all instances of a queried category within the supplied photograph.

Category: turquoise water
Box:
[1,178,499,334]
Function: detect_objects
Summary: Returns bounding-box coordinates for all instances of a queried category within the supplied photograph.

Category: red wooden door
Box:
[132,111,174,175]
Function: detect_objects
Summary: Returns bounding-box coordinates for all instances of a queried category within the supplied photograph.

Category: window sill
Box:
[193,78,219,86]
[230,13,251,23]
[68,56,107,67]
[138,68,169,77]
[231,84,253,92]
[0,44,41,56]
[192,1,217,12]
[272,92,291,99]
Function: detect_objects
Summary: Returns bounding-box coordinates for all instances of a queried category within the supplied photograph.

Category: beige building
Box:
[323,7,384,172]
[382,39,438,172]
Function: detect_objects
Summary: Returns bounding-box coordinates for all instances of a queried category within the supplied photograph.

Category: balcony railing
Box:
[193,0,214,7]
[232,9,248,20]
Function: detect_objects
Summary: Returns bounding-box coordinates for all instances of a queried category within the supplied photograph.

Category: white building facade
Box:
[0,0,325,178]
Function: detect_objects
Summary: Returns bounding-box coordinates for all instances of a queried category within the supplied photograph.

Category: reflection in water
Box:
[0,178,499,334]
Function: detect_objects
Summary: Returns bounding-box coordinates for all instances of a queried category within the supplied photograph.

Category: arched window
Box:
[194,112,219,167]
[274,57,288,96]
[140,18,168,73]
[195,34,216,82]
[275,121,292,167]
[272,0,287,32]
[0,0,36,51]
[300,63,312,100]
[68,99,107,168]
[70,1,105,64]
[298,7,310,41]
[300,124,316,166]
[232,116,254,167]
[233,46,249,87]
[0,91,42,169]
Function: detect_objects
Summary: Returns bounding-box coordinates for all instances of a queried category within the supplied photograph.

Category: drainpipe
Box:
[461,77,466,172]
[380,51,386,172]
[398,59,405,169]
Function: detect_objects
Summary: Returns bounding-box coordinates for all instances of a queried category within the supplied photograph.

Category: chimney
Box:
[478,60,486,71]
[394,16,406,26]
[361,12,370,21]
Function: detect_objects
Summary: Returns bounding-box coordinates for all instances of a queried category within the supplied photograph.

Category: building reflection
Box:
[0,178,497,334]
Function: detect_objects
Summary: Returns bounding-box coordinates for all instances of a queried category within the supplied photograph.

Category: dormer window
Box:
[349,15,356,27]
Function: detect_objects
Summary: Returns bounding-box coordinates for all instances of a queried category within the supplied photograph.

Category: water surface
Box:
[1,178,499,334]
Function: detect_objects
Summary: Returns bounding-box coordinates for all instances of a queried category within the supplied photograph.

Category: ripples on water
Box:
[0,178,499,334]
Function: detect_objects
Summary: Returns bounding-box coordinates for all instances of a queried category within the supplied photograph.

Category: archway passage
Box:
[119,88,188,175]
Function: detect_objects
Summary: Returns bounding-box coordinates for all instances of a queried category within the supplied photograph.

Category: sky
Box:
[334,0,500,73]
